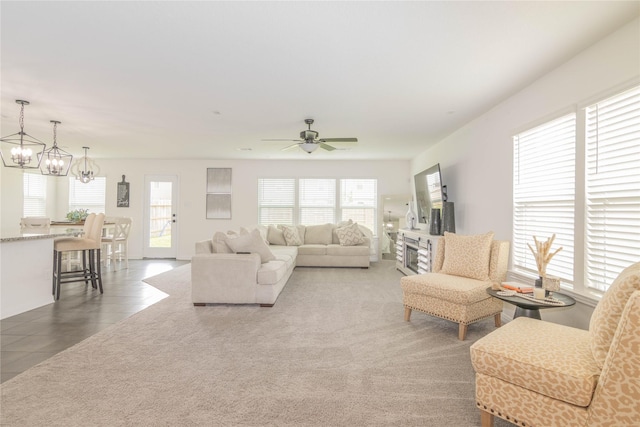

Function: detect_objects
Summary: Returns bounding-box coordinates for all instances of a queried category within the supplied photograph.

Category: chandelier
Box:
[71,146,99,183]
[0,100,47,169]
[39,120,73,176]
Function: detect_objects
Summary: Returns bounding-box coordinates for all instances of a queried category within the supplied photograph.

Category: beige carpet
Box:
[1,260,513,426]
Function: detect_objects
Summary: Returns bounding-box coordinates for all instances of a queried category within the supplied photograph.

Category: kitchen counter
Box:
[1,228,80,319]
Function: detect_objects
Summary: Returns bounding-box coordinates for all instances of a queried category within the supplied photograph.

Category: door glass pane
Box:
[149,181,172,248]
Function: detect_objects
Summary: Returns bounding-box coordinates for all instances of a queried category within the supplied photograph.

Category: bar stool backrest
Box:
[82,213,96,238]
[87,213,105,245]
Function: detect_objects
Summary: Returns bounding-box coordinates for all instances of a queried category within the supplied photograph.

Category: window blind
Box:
[585,85,640,291]
[299,179,335,225]
[23,173,47,217]
[68,177,106,213]
[513,113,576,282]
[340,179,377,232]
[258,178,295,225]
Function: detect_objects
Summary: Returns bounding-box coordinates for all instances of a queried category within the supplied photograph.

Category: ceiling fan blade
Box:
[320,143,336,151]
[280,143,301,151]
[262,139,302,142]
[319,138,358,143]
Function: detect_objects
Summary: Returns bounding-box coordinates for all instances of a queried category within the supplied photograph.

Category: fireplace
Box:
[404,237,420,274]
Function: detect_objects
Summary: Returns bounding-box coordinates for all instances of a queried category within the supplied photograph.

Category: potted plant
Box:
[66,208,89,223]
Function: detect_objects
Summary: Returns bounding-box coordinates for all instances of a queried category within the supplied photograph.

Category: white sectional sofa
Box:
[191,222,372,307]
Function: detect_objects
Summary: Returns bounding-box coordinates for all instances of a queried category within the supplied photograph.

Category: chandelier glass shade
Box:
[71,146,99,183]
[39,120,72,176]
[0,100,47,170]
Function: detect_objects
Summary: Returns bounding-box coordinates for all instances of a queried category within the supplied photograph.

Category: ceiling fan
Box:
[262,119,358,153]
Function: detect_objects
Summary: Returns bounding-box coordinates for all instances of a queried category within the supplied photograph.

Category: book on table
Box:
[501,281,534,294]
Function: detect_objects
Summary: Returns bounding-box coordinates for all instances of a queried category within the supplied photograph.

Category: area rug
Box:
[0,260,513,426]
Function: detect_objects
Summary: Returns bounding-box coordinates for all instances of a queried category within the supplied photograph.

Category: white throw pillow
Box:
[280,225,302,246]
[267,225,287,246]
[440,231,494,281]
[212,231,233,253]
[335,223,365,246]
[224,229,276,263]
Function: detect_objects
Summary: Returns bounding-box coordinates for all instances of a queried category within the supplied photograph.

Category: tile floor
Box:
[0,259,188,383]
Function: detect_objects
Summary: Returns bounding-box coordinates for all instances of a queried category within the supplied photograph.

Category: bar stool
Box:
[101,217,132,271]
[53,213,105,300]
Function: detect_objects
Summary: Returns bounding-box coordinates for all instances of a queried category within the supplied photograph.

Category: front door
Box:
[143,175,178,258]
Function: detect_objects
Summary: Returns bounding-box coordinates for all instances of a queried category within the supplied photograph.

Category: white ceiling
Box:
[1,1,638,161]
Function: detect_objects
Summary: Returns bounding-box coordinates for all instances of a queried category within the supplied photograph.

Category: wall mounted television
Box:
[414,163,443,224]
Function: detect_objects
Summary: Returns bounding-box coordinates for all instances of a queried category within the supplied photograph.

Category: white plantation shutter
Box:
[23,173,47,217]
[585,86,640,292]
[68,177,106,213]
[340,179,377,232]
[258,178,295,225]
[299,179,335,225]
[513,114,576,282]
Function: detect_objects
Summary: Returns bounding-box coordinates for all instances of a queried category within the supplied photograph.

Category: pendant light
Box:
[0,100,47,169]
[40,120,73,176]
[72,146,99,183]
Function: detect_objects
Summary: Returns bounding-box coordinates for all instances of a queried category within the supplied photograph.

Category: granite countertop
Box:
[0,227,80,243]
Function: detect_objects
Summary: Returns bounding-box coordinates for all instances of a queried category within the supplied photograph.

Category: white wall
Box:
[2,159,411,260]
[409,18,640,329]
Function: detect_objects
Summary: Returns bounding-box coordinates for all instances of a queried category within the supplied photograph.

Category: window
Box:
[585,86,640,291]
[299,179,335,225]
[68,177,106,213]
[258,178,295,225]
[340,179,377,232]
[513,113,576,283]
[23,173,47,217]
[258,178,377,233]
[512,84,640,295]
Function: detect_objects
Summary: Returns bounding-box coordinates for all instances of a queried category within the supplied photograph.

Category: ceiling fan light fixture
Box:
[300,142,318,153]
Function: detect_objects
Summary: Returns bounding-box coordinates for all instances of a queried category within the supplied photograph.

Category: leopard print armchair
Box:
[470,261,640,427]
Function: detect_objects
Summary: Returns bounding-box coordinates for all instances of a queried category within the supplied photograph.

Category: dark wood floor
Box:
[0,259,188,383]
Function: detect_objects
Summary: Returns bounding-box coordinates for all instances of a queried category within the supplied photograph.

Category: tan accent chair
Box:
[401,233,510,340]
[470,261,640,427]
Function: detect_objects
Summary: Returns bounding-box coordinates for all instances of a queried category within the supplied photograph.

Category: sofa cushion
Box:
[326,244,369,256]
[298,244,327,256]
[267,225,287,246]
[304,224,334,245]
[335,222,365,246]
[440,231,494,281]
[224,229,276,263]
[257,260,289,286]
[212,231,233,254]
[280,225,303,246]
[471,317,600,407]
[589,261,640,368]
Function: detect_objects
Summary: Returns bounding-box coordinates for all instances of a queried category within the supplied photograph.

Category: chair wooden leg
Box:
[95,249,103,294]
[404,307,412,321]
[480,409,494,427]
[458,323,468,340]
[494,313,502,327]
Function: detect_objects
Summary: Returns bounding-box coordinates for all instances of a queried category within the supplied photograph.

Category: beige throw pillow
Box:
[212,231,233,253]
[267,225,287,246]
[224,229,276,263]
[280,225,302,246]
[335,223,365,246]
[440,231,494,281]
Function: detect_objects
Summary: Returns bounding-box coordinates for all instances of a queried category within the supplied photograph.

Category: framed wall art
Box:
[206,168,232,219]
